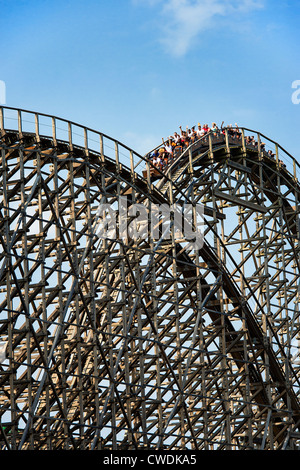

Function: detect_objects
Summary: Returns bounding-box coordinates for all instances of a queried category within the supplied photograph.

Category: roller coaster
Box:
[1,106,300,450]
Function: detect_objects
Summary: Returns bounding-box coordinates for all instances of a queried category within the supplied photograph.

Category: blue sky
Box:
[0,0,299,159]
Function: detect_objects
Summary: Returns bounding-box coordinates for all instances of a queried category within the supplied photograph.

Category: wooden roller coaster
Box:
[1,106,300,450]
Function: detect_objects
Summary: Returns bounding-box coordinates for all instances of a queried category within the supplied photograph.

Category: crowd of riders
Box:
[150,121,278,172]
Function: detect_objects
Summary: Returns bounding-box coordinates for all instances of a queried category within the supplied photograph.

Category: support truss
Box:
[1,107,300,450]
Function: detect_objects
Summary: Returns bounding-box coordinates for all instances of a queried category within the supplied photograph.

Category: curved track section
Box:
[1,107,300,450]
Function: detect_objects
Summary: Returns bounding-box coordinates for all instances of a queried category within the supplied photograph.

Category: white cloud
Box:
[134,0,264,57]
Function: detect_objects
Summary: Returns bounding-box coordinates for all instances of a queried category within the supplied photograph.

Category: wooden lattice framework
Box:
[1,107,300,450]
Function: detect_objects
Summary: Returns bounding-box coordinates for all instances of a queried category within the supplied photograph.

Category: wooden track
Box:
[1,107,300,450]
